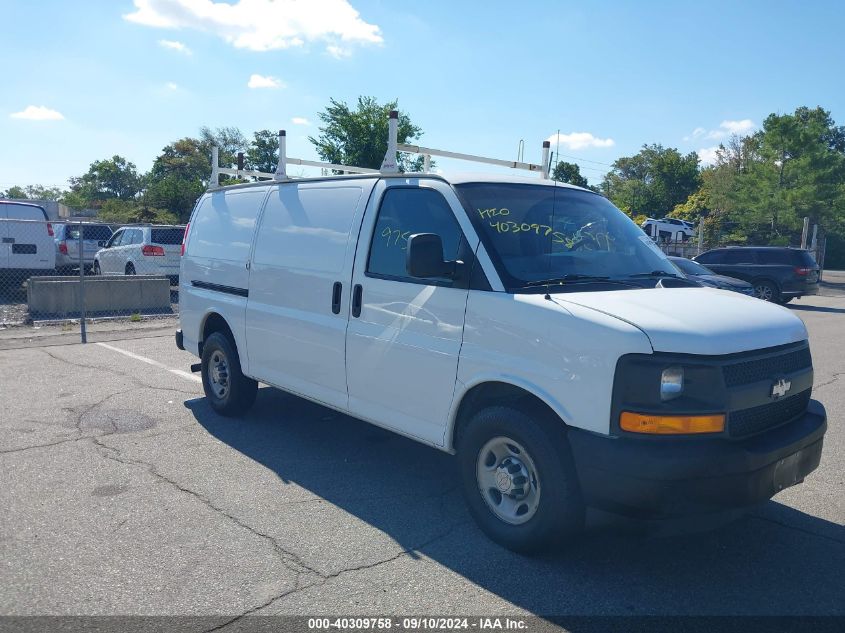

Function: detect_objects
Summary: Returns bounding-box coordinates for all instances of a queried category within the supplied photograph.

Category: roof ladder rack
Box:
[381,109,551,178]
[209,130,378,189]
[209,110,552,189]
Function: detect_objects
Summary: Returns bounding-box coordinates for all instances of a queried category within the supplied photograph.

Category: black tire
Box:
[779,297,794,305]
[201,331,258,416]
[753,279,779,302]
[125,263,135,275]
[93,261,101,276]
[457,405,584,553]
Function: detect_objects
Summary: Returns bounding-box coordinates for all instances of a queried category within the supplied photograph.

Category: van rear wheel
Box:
[201,332,258,416]
[457,405,583,553]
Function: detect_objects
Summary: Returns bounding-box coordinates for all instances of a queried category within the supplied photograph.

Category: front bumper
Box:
[568,399,826,519]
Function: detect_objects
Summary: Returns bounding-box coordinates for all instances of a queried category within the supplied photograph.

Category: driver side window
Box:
[366,187,463,284]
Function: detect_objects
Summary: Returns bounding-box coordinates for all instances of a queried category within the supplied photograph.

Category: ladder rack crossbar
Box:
[287,157,379,174]
[397,143,544,173]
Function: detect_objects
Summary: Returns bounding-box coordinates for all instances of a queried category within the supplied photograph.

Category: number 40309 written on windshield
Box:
[478,208,567,244]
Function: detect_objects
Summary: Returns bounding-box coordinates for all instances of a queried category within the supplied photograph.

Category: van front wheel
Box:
[201,332,257,416]
[457,405,583,553]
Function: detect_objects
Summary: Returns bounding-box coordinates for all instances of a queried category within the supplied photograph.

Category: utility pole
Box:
[800,216,810,249]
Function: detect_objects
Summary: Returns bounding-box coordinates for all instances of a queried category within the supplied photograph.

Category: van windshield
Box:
[456,183,678,291]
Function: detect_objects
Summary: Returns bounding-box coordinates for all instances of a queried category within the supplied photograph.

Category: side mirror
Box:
[406,233,453,278]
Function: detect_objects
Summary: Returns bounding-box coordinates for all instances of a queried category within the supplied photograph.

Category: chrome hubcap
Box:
[476,436,541,525]
[208,350,229,399]
[755,284,773,301]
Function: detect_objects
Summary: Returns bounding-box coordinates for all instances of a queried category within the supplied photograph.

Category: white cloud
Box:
[166,81,179,90]
[158,39,192,54]
[682,127,706,141]
[545,132,614,151]
[687,119,755,142]
[10,105,64,121]
[125,0,382,54]
[247,73,284,89]
[291,117,310,125]
[719,119,755,135]
[697,146,720,165]
[326,44,351,59]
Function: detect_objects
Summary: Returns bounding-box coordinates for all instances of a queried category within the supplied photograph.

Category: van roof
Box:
[208,171,591,193]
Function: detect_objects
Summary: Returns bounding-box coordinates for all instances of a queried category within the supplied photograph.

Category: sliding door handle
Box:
[331,281,342,314]
[351,284,363,318]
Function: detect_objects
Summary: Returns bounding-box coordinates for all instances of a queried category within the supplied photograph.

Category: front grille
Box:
[728,389,811,438]
[723,347,812,387]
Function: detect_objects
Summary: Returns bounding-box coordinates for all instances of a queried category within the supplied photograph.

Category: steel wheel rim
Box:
[755,284,773,301]
[208,350,229,399]
[476,436,541,525]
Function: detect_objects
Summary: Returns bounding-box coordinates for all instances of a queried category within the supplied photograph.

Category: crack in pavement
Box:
[814,372,843,390]
[1,386,195,456]
[89,435,324,581]
[39,348,198,396]
[202,516,469,632]
[85,430,466,632]
[0,435,89,455]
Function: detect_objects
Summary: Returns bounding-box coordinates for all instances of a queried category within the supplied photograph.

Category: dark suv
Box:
[694,247,820,303]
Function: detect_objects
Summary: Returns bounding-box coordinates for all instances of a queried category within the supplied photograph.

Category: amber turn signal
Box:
[620,412,725,434]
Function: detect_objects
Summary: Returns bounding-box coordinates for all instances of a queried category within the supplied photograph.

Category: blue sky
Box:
[2,0,844,190]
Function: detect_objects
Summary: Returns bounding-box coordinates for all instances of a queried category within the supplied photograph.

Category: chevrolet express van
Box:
[176,174,826,552]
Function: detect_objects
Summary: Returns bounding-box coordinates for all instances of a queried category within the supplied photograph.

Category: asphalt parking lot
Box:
[1,294,843,624]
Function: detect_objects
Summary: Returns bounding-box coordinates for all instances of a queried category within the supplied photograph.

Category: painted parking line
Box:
[96,342,202,383]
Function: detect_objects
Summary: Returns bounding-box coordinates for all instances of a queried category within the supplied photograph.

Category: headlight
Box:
[660,366,684,401]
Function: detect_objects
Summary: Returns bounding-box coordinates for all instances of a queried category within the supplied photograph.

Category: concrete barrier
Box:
[27,275,172,318]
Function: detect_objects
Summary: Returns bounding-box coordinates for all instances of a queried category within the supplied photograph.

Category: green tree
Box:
[1,184,65,200]
[97,199,178,225]
[309,96,426,172]
[601,144,701,218]
[247,129,279,174]
[26,184,64,200]
[551,161,589,188]
[200,126,248,170]
[145,137,209,220]
[68,155,143,206]
[1,185,28,199]
[712,107,845,247]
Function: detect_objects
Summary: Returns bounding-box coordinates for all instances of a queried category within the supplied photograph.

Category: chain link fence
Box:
[1,216,183,341]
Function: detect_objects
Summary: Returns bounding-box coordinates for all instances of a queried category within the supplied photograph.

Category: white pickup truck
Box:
[176,172,826,552]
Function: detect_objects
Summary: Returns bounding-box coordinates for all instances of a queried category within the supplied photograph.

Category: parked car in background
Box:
[669,256,754,296]
[694,247,820,303]
[53,222,113,274]
[641,217,696,241]
[93,225,185,282]
[0,201,56,284]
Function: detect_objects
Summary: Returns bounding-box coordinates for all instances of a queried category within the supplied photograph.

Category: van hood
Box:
[550,287,807,355]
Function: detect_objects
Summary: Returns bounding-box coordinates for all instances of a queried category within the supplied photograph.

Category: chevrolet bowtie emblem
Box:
[771,378,792,399]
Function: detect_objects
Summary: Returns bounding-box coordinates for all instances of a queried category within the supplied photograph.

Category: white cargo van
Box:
[176,126,826,552]
[0,201,56,281]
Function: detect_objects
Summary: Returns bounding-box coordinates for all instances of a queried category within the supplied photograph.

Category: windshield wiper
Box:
[524,274,637,287]
[626,270,684,279]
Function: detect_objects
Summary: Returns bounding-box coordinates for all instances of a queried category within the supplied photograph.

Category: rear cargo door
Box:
[3,203,54,271]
